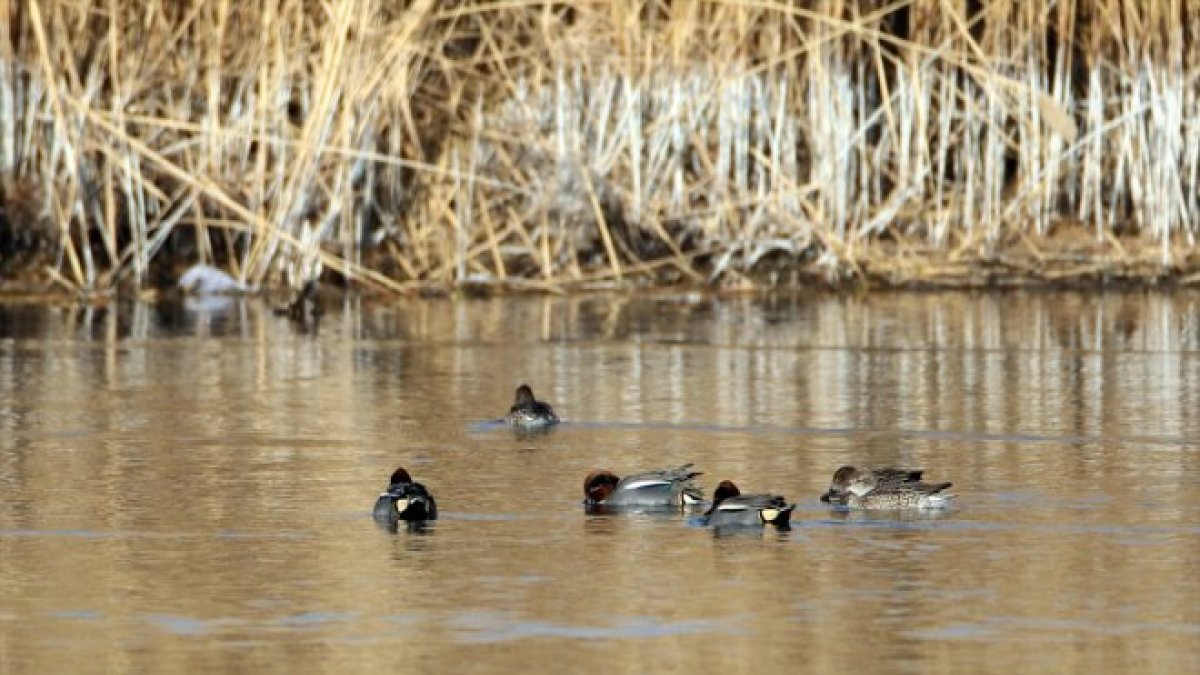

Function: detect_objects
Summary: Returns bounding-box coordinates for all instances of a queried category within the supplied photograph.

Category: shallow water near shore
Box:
[1,290,1198,673]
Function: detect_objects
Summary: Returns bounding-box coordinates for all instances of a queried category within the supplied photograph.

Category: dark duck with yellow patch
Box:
[704,480,794,528]
[372,467,438,523]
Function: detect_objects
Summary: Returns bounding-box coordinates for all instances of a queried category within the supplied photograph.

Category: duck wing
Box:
[618,464,702,489]
[510,400,556,416]
[610,465,703,503]
[865,480,952,499]
[706,493,788,514]
[872,468,925,484]
[707,493,794,525]
[912,480,952,495]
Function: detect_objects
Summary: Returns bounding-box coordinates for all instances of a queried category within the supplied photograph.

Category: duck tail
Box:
[669,463,703,482]
[920,492,956,509]
[760,503,796,526]
[404,493,437,519]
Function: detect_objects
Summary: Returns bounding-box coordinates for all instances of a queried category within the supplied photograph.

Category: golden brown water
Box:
[1,291,1198,674]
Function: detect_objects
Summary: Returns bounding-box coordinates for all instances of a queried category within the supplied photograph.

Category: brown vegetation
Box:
[1,1,1198,295]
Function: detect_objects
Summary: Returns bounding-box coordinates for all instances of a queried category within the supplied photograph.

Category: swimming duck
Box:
[506,384,559,429]
[845,471,954,509]
[819,466,925,505]
[372,467,438,523]
[273,279,322,328]
[288,279,322,325]
[704,480,794,528]
[584,464,704,508]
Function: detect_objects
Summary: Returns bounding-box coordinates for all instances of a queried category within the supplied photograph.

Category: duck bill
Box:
[820,490,851,504]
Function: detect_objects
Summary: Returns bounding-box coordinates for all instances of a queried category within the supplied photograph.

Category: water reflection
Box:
[0,290,1198,673]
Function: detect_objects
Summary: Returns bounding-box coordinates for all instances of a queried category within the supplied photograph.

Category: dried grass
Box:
[1,1,1198,294]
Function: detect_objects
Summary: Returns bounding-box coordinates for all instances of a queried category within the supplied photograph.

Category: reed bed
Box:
[0,0,1198,294]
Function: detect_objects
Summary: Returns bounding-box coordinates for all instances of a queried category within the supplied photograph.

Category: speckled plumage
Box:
[845,472,954,510]
[820,466,925,505]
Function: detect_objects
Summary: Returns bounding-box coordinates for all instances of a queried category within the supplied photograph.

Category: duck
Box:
[845,471,954,509]
[273,279,322,327]
[819,466,925,505]
[505,384,559,429]
[584,464,704,508]
[704,480,794,528]
[287,279,323,325]
[372,467,438,523]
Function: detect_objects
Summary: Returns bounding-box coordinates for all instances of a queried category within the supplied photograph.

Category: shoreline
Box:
[6,224,1200,299]
[2,262,1198,304]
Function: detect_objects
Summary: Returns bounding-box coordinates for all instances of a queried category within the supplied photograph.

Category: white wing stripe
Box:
[622,479,671,490]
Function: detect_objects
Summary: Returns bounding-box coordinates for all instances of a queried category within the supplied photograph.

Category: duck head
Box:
[584,470,620,503]
[711,480,741,506]
[820,465,861,503]
[388,466,414,485]
[847,473,878,496]
[513,384,536,406]
[816,466,864,502]
[829,466,861,490]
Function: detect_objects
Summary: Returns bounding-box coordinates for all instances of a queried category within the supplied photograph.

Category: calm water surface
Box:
[1,291,1198,673]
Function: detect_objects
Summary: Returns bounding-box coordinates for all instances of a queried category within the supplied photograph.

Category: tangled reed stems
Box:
[0,1,1197,294]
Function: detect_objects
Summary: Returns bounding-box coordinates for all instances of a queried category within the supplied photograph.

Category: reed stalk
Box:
[0,1,1197,294]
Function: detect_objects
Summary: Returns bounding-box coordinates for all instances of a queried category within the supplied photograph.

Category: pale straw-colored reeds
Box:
[0,1,1197,294]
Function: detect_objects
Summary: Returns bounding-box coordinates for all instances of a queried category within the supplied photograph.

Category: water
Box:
[1,291,1198,673]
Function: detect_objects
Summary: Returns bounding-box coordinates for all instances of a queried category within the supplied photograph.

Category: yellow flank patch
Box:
[394,498,410,514]
[760,508,780,522]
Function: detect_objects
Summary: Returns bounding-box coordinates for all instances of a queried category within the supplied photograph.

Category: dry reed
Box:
[1,1,1198,294]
